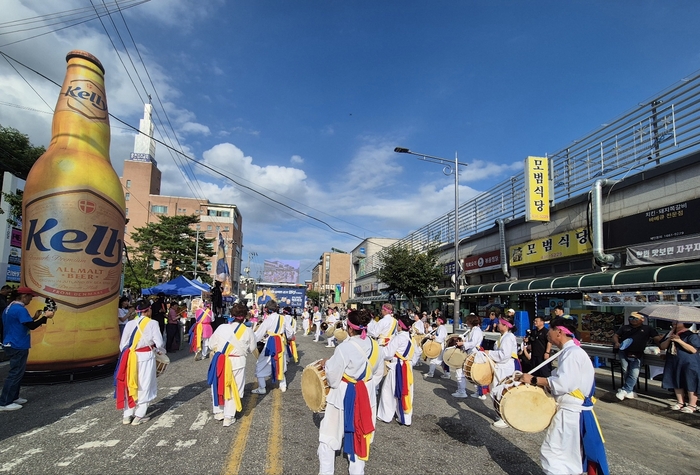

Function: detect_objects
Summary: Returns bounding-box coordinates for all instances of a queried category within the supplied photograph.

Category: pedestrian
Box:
[612,312,661,400]
[152,292,167,337]
[485,312,520,428]
[114,300,165,425]
[0,287,54,411]
[378,312,418,426]
[251,300,295,394]
[211,280,224,330]
[528,316,553,377]
[517,317,609,475]
[208,303,256,427]
[0,284,12,340]
[317,308,383,475]
[117,296,132,336]
[165,301,180,352]
[659,321,700,413]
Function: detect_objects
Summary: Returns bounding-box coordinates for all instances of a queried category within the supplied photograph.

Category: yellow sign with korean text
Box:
[524,156,550,222]
[509,227,592,266]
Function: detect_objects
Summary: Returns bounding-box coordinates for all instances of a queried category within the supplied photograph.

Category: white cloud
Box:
[461,159,523,183]
[290,155,304,164]
[180,122,211,136]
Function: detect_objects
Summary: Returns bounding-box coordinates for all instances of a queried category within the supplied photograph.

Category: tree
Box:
[125,214,215,292]
[306,290,320,306]
[0,124,45,223]
[376,243,443,310]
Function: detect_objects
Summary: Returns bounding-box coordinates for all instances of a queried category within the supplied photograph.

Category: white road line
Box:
[122,402,183,459]
[156,440,169,447]
[188,410,209,431]
[76,440,120,449]
[19,428,45,438]
[173,439,197,451]
[55,453,84,467]
[60,418,100,434]
[0,448,43,473]
[0,445,14,453]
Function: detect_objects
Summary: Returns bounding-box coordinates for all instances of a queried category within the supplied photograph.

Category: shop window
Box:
[571,259,593,272]
[519,267,536,279]
[553,263,569,274]
[534,264,551,276]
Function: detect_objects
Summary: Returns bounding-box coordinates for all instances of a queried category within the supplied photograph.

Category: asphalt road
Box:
[1,331,699,475]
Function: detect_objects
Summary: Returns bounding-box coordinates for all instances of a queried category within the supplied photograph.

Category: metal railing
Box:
[365,69,700,274]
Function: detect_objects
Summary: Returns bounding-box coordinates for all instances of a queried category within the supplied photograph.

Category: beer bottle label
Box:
[55,74,109,123]
[23,189,124,311]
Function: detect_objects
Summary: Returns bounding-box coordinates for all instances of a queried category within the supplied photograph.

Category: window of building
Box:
[207,210,231,217]
[207,225,212,231]
[126,179,131,188]
[151,205,168,214]
[160,259,167,268]
[223,226,229,232]
[125,192,130,201]
[125,208,129,217]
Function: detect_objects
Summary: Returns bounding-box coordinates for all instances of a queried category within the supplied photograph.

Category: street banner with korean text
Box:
[626,233,700,265]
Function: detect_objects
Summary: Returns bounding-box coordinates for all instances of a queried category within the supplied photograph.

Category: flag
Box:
[216,233,230,282]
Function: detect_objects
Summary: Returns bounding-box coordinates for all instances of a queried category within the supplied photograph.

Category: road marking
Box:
[60,417,100,434]
[0,445,14,453]
[189,410,209,431]
[174,439,197,451]
[19,428,45,438]
[0,448,43,473]
[55,453,84,467]
[222,393,258,475]
[76,440,120,449]
[156,440,169,447]
[265,389,283,475]
[122,402,183,459]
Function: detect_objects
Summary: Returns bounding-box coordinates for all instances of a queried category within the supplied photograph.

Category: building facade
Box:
[310,251,351,306]
[120,104,243,294]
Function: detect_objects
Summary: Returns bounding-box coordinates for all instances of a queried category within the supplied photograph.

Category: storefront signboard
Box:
[583,290,700,306]
[524,156,550,222]
[463,250,501,274]
[510,227,592,266]
[626,233,700,265]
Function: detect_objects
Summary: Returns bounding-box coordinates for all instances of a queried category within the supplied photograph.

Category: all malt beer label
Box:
[56,76,109,122]
[23,188,124,311]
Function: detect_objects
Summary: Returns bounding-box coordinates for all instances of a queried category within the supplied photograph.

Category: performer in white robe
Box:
[367,303,398,347]
[301,308,310,335]
[313,306,323,342]
[208,303,256,426]
[325,310,339,348]
[518,317,608,475]
[252,300,295,393]
[318,309,383,475]
[378,314,418,425]
[117,301,165,425]
[453,314,484,398]
[424,317,448,378]
[411,313,426,336]
[486,314,519,428]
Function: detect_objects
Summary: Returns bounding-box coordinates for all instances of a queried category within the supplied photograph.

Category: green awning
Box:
[529,278,556,290]
[492,282,513,292]
[655,261,700,283]
[551,275,584,288]
[611,266,662,286]
[578,272,614,288]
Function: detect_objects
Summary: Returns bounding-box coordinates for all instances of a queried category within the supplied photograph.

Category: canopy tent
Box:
[142,275,211,296]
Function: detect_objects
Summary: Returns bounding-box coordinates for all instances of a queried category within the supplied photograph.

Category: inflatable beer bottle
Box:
[22,50,125,370]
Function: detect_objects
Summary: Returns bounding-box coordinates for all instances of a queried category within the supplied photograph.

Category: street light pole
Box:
[394,147,468,330]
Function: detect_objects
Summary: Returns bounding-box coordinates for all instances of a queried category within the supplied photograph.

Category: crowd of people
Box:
[4,285,700,474]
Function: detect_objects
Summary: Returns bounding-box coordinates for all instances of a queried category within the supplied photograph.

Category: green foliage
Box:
[0,124,45,182]
[376,243,443,310]
[1,189,22,226]
[124,215,215,292]
[306,290,320,306]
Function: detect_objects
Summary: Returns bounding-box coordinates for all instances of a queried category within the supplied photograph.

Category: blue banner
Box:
[256,287,306,309]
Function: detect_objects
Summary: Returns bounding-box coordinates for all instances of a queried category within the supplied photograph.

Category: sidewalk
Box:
[592,364,700,429]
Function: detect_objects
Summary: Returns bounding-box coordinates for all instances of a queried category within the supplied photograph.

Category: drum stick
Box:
[526,351,561,375]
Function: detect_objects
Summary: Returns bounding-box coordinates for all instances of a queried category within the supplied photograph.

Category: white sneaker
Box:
[213,413,225,421]
[223,417,235,427]
[452,391,468,398]
[13,398,27,405]
[251,387,266,395]
[493,419,509,429]
[0,403,22,411]
[194,351,203,361]
[625,391,636,399]
[440,373,451,379]
[424,373,435,378]
[122,416,133,425]
[615,389,627,401]
[131,416,150,426]
[279,384,287,393]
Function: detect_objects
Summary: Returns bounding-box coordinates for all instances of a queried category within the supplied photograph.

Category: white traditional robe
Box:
[541,340,595,475]
[368,314,398,345]
[209,321,256,418]
[377,331,415,425]
[119,315,165,417]
[254,312,295,387]
[455,326,484,391]
[318,335,383,475]
[428,324,448,365]
[489,331,517,385]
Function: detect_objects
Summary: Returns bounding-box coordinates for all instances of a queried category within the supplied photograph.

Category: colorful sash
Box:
[394,338,415,424]
[189,308,211,353]
[571,384,609,475]
[114,317,151,409]
[379,318,398,346]
[342,352,375,462]
[286,339,299,363]
[264,314,286,382]
[207,323,247,411]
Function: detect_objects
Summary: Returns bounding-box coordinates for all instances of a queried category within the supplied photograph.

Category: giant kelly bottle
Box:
[22,50,125,371]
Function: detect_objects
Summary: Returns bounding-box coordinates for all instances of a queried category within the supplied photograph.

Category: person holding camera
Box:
[0,287,55,411]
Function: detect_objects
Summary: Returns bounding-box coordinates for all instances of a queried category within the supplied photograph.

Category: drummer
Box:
[368,303,398,387]
[251,300,295,394]
[518,317,609,475]
[452,313,483,399]
[424,316,449,378]
[208,303,256,427]
[411,312,426,336]
[318,309,383,475]
[378,313,419,426]
[484,313,520,428]
[325,308,339,348]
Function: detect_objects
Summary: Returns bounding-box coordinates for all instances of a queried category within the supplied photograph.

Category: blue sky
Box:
[3,0,700,282]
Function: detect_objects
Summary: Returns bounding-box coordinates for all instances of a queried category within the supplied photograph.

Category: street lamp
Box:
[394,147,468,330]
[193,224,200,279]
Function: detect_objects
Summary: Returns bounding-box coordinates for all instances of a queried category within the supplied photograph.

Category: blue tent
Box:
[142,275,211,296]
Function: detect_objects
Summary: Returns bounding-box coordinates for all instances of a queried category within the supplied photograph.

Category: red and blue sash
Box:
[342,367,374,462]
[207,323,246,410]
[574,383,609,475]
[189,308,211,353]
[114,317,151,409]
[393,339,415,424]
[264,314,285,382]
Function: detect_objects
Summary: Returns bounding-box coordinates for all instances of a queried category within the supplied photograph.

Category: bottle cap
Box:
[66,50,105,74]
